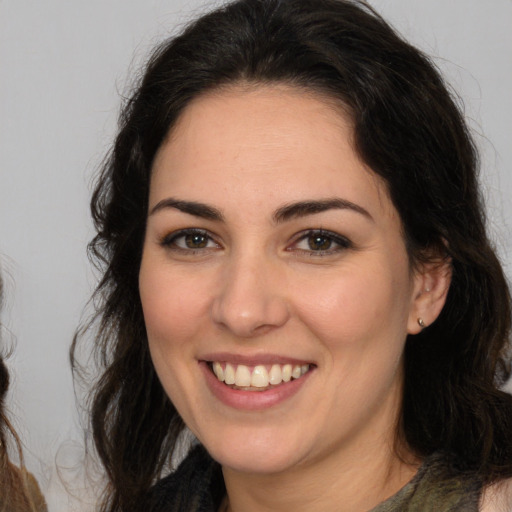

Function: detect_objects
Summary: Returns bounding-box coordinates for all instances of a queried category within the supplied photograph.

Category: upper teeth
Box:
[212,362,310,388]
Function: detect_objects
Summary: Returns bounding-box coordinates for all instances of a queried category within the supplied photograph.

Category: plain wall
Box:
[0,1,511,509]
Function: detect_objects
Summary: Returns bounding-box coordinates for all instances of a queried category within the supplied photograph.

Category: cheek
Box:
[139,260,207,418]
[139,260,210,348]
[292,260,412,349]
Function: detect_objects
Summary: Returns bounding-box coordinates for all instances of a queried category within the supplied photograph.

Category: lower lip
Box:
[199,362,313,411]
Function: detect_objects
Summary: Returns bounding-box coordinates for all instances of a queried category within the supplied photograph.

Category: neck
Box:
[222,435,419,512]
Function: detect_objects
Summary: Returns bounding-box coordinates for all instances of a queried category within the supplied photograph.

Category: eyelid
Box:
[288,229,352,255]
[158,227,351,256]
[160,228,221,251]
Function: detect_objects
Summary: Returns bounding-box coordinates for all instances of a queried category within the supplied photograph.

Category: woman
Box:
[0,274,47,512]
[73,0,512,510]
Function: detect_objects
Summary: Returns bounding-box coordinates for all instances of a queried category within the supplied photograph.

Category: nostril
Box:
[211,289,290,337]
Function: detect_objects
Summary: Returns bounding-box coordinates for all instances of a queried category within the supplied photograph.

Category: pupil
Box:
[309,235,331,251]
[185,233,207,248]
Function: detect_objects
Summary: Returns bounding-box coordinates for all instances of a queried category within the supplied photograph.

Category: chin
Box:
[200,428,307,474]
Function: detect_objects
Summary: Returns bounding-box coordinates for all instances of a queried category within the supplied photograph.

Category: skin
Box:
[139,84,451,511]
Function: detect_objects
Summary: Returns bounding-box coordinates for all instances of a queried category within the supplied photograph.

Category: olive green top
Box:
[149,446,482,511]
[371,452,481,511]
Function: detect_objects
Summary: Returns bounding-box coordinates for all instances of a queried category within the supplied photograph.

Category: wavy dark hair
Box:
[71,0,512,510]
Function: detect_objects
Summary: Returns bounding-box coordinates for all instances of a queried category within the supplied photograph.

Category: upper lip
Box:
[200,352,314,366]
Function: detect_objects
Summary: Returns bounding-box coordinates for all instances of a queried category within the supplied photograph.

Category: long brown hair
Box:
[72,1,512,510]
[0,274,46,512]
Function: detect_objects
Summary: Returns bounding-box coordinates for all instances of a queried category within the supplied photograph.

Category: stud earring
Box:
[417,318,426,328]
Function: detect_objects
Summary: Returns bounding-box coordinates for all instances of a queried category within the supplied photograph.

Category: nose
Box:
[211,254,290,337]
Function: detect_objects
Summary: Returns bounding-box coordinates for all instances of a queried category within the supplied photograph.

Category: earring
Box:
[417,318,426,328]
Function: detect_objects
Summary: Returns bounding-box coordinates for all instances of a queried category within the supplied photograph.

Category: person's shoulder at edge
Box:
[481,478,512,512]
[3,461,48,512]
[24,467,47,512]
[149,444,223,512]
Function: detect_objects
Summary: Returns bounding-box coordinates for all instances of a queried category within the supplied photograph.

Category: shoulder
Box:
[23,468,48,512]
[2,463,48,512]
[480,478,512,512]
[149,444,224,512]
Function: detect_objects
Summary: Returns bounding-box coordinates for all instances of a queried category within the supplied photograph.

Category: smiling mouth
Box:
[208,362,312,391]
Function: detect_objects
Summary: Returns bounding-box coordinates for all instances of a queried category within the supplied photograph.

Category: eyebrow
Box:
[149,198,224,221]
[149,197,372,223]
[273,198,373,223]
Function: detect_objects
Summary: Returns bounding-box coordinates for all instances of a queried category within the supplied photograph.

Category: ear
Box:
[407,258,452,334]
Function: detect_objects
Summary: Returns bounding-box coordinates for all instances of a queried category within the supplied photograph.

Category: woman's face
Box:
[139,85,433,474]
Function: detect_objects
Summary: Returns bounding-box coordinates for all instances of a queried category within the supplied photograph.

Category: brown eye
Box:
[161,229,219,251]
[184,233,208,248]
[307,234,333,251]
[291,229,352,256]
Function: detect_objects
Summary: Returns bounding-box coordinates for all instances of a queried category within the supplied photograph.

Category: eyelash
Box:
[289,229,352,256]
[159,228,352,256]
[160,228,220,254]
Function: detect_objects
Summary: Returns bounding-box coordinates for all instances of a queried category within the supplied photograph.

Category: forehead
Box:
[150,84,394,221]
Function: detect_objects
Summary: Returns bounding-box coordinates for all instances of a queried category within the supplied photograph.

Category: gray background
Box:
[1,1,511,509]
